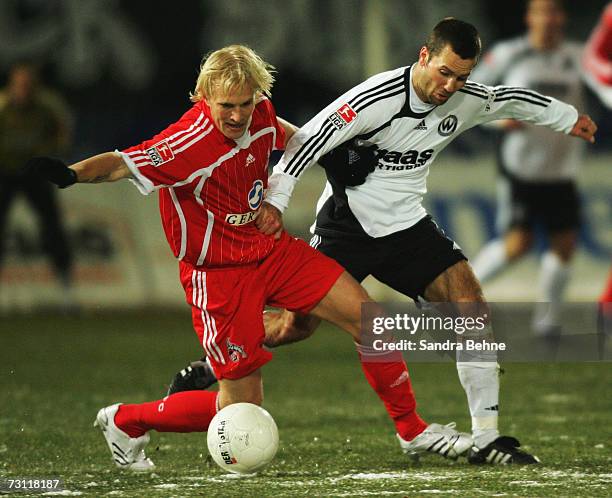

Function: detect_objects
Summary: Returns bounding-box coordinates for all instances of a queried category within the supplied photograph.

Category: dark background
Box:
[0,0,609,157]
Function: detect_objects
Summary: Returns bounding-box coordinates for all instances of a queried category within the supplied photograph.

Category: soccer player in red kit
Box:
[584,3,612,335]
[28,45,471,470]
[583,2,612,107]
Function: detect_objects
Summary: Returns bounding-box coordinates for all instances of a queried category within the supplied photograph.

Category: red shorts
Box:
[179,231,344,380]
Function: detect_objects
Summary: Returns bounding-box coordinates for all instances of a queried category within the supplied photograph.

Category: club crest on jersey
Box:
[438,115,458,136]
[226,339,247,363]
[145,139,174,166]
[248,179,264,210]
[328,103,357,130]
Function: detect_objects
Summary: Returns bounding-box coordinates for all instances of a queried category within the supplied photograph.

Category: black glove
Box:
[26,157,77,188]
[318,139,379,186]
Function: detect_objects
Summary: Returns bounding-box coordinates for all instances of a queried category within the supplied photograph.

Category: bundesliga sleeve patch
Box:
[145,139,175,166]
[328,103,357,130]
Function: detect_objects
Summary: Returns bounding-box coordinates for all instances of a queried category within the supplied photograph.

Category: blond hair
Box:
[190,45,275,102]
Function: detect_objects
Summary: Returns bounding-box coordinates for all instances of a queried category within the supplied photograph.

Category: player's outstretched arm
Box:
[255,202,283,238]
[569,114,598,144]
[27,152,132,188]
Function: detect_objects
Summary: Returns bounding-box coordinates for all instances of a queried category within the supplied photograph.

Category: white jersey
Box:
[267,64,578,239]
[472,37,585,181]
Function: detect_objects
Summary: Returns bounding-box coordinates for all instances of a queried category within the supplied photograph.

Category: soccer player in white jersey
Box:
[470,0,604,336]
[170,18,596,464]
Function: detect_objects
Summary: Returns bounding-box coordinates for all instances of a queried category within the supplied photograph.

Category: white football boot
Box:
[397,422,473,461]
[94,403,155,471]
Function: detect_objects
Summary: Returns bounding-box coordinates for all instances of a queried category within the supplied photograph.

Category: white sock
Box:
[471,239,508,283]
[533,251,570,332]
[456,321,500,448]
[456,360,500,448]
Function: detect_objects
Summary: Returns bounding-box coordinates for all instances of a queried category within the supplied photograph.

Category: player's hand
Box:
[570,114,597,144]
[26,156,77,188]
[256,202,283,239]
[318,139,380,186]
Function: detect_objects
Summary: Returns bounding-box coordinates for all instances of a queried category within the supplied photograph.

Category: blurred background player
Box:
[0,62,75,310]
[583,2,612,107]
[470,0,601,336]
[583,2,612,338]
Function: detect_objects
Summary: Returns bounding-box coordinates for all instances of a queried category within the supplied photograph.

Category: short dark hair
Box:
[426,18,481,61]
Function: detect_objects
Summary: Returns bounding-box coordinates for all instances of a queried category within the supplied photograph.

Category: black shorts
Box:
[498,176,581,232]
[310,215,467,300]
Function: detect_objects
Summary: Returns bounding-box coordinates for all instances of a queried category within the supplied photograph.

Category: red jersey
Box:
[121,97,285,269]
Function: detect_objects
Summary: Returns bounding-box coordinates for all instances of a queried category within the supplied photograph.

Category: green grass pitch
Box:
[1,311,611,497]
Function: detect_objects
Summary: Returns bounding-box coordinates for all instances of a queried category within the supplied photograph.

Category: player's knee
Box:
[556,250,574,263]
[449,262,488,304]
[506,231,533,259]
[456,361,500,389]
[235,391,263,406]
[218,388,263,409]
[551,244,575,263]
[218,369,263,409]
[246,391,263,406]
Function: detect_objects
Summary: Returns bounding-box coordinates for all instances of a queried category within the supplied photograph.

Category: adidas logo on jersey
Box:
[414,119,427,130]
[245,153,255,167]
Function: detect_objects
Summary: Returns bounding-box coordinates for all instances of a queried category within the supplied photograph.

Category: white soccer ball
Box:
[206,402,279,474]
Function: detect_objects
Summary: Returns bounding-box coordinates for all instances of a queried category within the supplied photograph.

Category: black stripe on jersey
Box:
[358,66,434,141]
[349,87,408,137]
[286,120,335,176]
[458,87,489,100]
[465,81,489,92]
[494,87,551,103]
[352,81,405,110]
[290,86,406,177]
[354,87,406,114]
[286,77,406,177]
[285,74,404,176]
[464,82,489,96]
[494,95,549,107]
[463,87,489,99]
[285,73,406,177]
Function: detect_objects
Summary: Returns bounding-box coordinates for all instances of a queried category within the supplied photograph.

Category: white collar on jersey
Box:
[409,64,437,114]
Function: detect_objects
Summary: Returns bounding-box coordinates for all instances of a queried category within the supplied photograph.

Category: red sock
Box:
[359,354,427,441]
[114,391,218,438]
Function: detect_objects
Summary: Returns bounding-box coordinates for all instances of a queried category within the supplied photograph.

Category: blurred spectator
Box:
[471,0,600,336]
[0,62,75,309]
